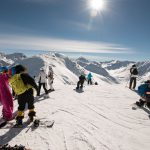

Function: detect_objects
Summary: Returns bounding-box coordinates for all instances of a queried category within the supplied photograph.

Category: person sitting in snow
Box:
[129,64,138,90]
[87,72,93,85]
[9,65,38,127]
[76,74,86,90]
[37,68,48,96]
[47,66,54,91]
[135,80,150,109]
[0,66,14,128]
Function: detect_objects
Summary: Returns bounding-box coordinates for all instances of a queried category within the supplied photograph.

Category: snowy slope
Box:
[12,53,115,85]
[102,60,150,84]
[0,52,14,66]
[0,52,150,150]
[1,84,150,150]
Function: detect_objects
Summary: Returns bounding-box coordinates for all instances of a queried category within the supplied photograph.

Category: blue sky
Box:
[0,0,150,61]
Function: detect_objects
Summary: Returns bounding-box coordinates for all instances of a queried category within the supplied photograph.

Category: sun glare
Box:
[90,0,105,11]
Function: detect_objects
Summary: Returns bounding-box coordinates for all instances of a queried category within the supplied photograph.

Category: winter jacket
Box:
[130,67,138,77]
[87,73,92,80]
[9,73,38,95]
[79,75,86,82]
[138,81,150,97]
[37,71,47,83]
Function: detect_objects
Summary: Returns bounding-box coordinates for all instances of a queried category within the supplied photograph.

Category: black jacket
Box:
[21,73,38,93]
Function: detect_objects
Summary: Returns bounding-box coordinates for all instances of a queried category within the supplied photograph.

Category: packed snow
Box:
[0,52,150,150]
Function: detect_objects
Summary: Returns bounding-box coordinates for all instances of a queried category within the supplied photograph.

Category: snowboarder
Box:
[0,66,14,128]
[9,65,38,127]
[37,68,48,96]
[129,64,138,90]
[76,74,86,90]
[47,66,54,91]
[135,80,150,109]
[87,72,93,85]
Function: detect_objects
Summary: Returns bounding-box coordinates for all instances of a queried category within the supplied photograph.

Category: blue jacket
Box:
[87,73,92,80]
[138,83,149,97]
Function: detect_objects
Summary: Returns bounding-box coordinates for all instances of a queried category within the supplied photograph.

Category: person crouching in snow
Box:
[47,66,54,91]
[76,74,86,90]
[0,67,14,128]
[136,80,150,109]
[37,68,48,96]
[9,65,38,127]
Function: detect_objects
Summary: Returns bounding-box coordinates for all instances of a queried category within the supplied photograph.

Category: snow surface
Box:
[1,84,150,150]
[0,52,150,150]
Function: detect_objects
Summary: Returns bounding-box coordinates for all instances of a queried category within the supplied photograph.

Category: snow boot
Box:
[33,119,40,127]
[14,116,23,128]
[28,111,36,122]
[136,99,145,107]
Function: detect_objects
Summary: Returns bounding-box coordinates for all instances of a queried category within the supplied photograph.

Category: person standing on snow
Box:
[0,67,14,128]
[9,65,38,127]
[37,68,48,96]
[129,64,138,90]
[47,66,54,91]
[76,74,86,90]
[87,72,93,85]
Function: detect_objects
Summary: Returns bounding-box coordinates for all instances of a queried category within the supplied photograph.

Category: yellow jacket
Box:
[9,73,32,95]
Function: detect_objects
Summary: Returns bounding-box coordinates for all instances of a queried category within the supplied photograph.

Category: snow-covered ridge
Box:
[0,52,150,84]
[6,53,26,61]
[0,52,14,66]
[0,52,150,150]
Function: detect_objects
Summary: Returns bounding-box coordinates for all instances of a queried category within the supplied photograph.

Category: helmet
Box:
[0,66,8,73]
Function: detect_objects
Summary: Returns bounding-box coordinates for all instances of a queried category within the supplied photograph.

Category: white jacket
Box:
[38,71,47,83]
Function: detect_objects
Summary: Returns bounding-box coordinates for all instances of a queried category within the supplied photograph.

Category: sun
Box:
[90,0,105,11]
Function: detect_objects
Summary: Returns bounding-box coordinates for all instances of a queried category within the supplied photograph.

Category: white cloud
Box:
[0,34,134,54]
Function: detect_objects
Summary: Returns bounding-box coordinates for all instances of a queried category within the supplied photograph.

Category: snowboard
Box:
[74,88,84,93]
[35,89,55,100]
[35,93,49,100]
[47,89,55,93]
[0,119,54,129]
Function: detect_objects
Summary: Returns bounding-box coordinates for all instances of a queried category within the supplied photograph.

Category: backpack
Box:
[132,68,138,75]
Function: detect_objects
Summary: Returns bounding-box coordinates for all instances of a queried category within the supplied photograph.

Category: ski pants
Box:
[129,77,136,89]
[88,79,92,85]
[37,82,48,96]
[17,88,35,111]
[77,80,84,89]
[0,84,13,120]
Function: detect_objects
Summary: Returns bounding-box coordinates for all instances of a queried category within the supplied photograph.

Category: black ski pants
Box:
[37,82,48,96]
[77,80,84,89]
[17,88,34,111]
[88,79,92,85]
